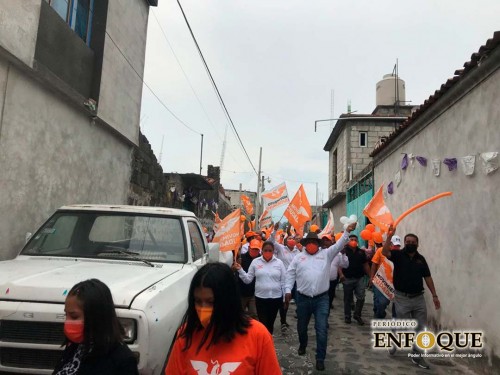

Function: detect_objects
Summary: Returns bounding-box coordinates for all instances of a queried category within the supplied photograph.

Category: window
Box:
[47,0,94,44]
[22,212,187,263]
[359,132,367,147]
[188,221,206,261]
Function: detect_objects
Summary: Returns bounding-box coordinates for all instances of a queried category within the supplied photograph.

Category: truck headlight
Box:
[119,318,137,343]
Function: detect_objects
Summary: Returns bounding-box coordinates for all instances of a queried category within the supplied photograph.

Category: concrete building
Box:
[225,186,257,213]
[0,0,157,259]
[371,32,500,369]
[322,78,414,234]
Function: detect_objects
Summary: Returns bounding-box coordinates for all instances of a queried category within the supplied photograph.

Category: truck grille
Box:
[0,348,61,369]
[0,320,64,344]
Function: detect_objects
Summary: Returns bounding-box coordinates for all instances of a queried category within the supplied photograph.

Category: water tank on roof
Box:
[376,74,406,106]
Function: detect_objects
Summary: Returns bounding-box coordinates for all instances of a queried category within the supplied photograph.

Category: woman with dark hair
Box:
[234,241,287,334]
[53,279,138,375]
[165,262,281,374]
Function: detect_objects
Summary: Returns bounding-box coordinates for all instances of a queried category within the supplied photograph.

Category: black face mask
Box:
[405,244,418,253]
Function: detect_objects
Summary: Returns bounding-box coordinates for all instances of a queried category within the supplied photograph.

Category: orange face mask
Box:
[262,252,273,261]
[195,306,213,328]
[64,320,84,343]
[305,243,319,255]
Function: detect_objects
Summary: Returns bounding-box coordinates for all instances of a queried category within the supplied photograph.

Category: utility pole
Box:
[255,147,262,228]
[158,135,165,164]
[199,134,204,175]
[315,182,319,216]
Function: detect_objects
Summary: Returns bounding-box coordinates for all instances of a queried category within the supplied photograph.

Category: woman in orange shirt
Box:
[165,262,282,375]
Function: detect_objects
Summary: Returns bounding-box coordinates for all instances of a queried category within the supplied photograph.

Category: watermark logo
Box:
[371,320,484,354]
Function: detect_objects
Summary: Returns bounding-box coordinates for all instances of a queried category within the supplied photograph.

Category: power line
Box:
[56,0,201,135]
[151,9,221,139]
[175,0,258,176]
[105,31,201,135]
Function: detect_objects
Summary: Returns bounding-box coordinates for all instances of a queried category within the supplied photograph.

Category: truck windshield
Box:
[21,211,187,263]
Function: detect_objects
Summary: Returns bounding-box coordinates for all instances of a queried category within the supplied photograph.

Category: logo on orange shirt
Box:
[191,360,241,375]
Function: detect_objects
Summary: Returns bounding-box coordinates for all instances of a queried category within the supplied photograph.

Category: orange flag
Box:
[212,209,242,252]
[284,185,312,236]
[363,185,394,232]
[276,229,284,244]
[240,194,254,215]
[259,209,272,228]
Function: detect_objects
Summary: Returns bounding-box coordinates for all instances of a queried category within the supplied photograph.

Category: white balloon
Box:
[349,214,358,222]
[340,216,349,224]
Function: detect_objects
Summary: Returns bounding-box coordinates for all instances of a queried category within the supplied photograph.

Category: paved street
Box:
[273,288,496,375]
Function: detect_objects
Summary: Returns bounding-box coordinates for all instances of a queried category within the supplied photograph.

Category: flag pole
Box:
[255,147,262,227]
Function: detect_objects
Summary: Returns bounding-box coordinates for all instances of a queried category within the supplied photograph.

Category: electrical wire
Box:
[104,30,201,135]
[175,0,258,176]
[57,0,201,135]
[151,9,221,139]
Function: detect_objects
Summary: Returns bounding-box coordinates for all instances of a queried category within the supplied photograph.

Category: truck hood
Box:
[0,256,183,308]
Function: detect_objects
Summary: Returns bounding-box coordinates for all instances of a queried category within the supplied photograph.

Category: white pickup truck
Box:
[0,205,231,374]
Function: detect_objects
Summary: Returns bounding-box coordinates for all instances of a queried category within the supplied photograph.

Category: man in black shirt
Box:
[339,234,370,325]
[382,227,440,369]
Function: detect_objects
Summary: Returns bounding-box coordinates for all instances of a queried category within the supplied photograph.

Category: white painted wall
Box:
[0,62,133,260]
[97,0,149,145]
[373,65,500,358]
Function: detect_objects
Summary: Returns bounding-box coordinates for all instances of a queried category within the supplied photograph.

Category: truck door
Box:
[187,221,207,268]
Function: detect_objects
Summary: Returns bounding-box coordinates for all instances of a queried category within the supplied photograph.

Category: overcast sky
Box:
[140,0,499,215]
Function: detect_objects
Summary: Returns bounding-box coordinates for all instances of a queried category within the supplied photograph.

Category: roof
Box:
[322,192,346,209]
[371,31,500,157]
[180,173,213,191]
[59,205,196,217]
[323,114,408,152]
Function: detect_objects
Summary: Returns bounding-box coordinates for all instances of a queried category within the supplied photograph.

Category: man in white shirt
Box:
[284,223,356,371]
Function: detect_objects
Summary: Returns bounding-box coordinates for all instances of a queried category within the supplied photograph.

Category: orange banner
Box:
[373,258,395,300]
[362,185,394,232]
[283,185,312,236]
[261,182,290,211]
[240,194,254,215]
[212,209,242,252]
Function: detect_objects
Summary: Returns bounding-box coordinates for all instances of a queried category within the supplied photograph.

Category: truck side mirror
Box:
[25,232,32,244]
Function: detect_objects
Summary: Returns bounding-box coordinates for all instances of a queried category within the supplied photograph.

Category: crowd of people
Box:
[55,220,440,374]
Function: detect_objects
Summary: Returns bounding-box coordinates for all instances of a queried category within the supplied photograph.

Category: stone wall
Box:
[128,132,166,206]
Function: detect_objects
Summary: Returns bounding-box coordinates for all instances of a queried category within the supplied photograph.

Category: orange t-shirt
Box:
[165,319,282,375]
[371,247,386,266]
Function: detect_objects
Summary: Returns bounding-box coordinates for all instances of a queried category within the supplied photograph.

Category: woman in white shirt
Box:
[234,241,287,334]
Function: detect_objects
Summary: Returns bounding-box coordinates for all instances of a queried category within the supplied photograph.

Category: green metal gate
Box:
[346,172,373,239]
